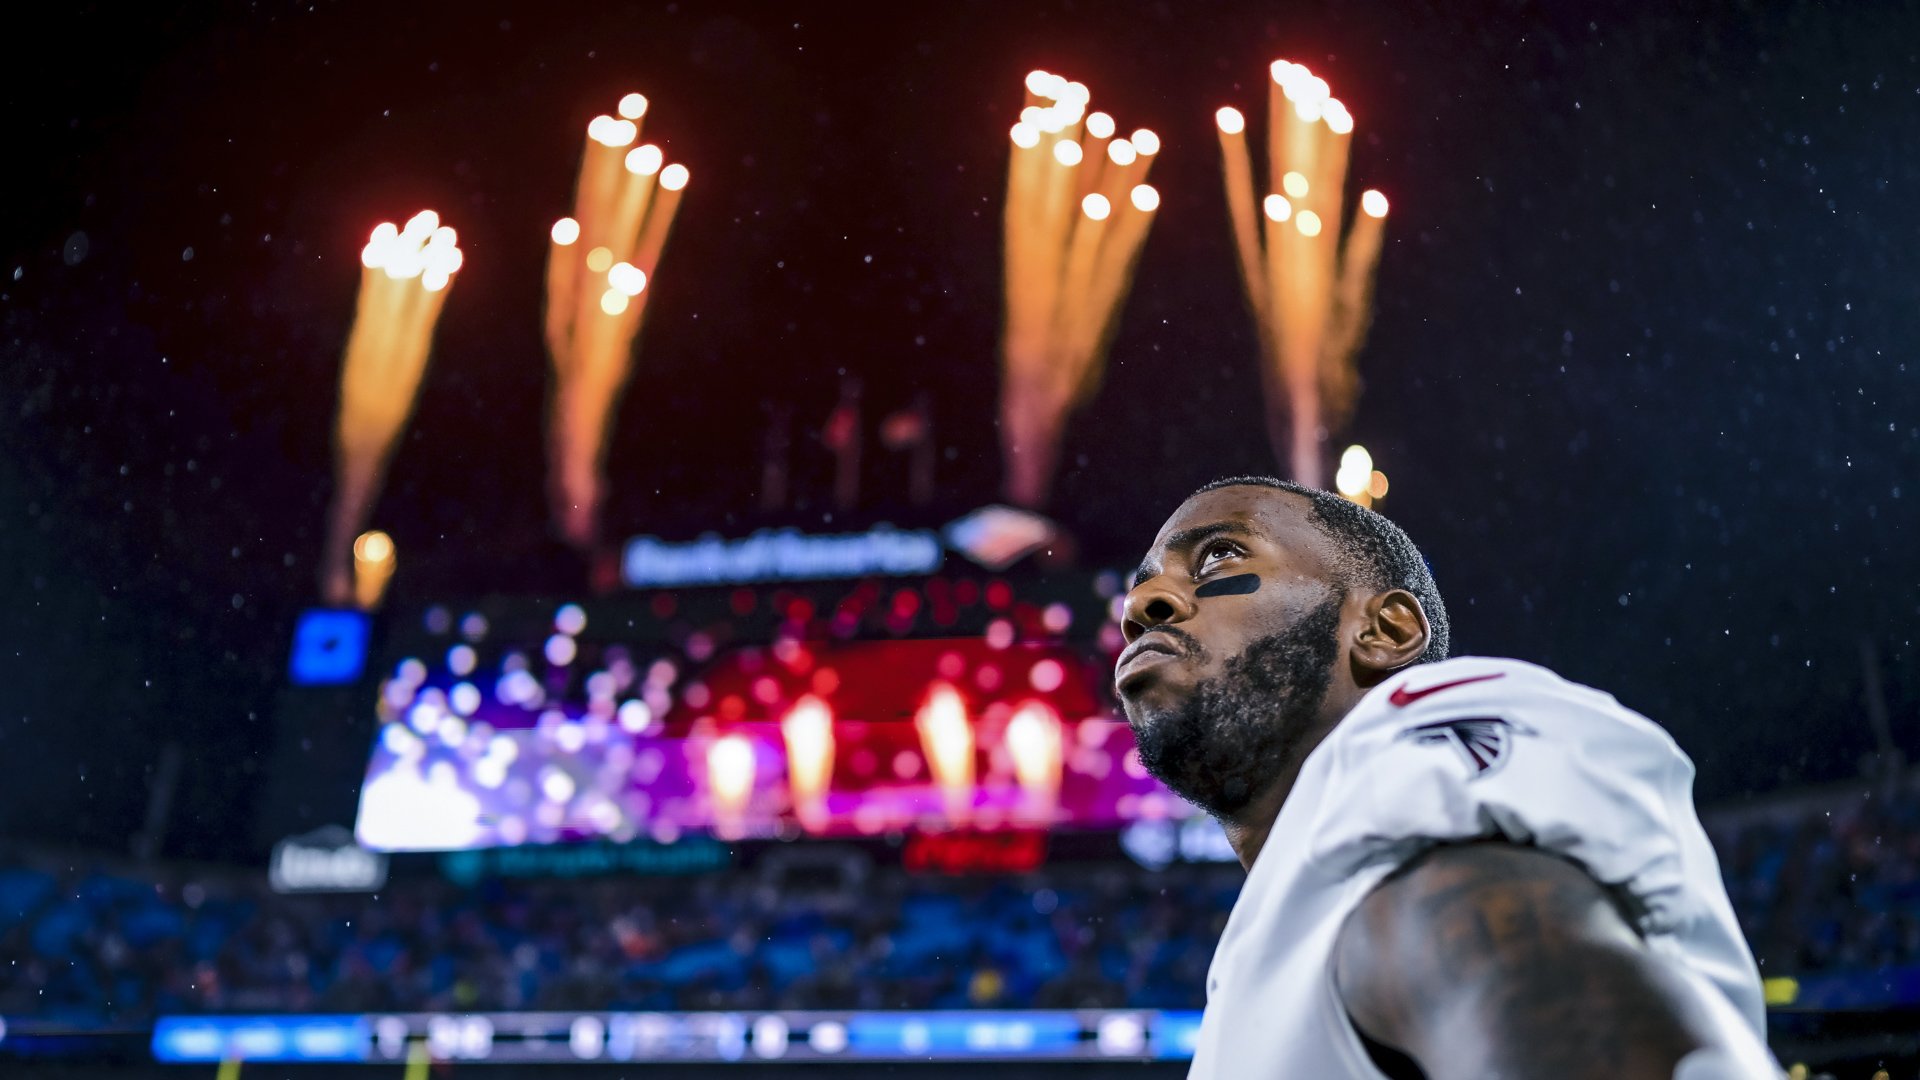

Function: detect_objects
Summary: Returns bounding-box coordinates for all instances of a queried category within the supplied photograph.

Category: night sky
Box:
[3,1,1916,862]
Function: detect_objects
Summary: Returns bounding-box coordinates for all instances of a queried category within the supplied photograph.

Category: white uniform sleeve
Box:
[1304,659,1698,937]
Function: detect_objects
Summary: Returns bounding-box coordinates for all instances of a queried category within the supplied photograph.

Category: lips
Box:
[1115,633,1184,683]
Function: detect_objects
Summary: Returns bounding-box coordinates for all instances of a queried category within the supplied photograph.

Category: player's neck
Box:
[1220,681,1369,870]
[1219,780,1294,871]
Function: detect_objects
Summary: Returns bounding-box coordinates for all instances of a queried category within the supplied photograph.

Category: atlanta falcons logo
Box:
[1395,717,1536,778]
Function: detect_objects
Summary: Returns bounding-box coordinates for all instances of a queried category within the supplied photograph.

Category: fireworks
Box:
[1000,70,1162,508]
[321,212,463,607]
[1217,61,1389,489]
[546,94,691,549]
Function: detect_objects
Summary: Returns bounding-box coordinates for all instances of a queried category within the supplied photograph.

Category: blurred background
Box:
[2,0,1917,1076]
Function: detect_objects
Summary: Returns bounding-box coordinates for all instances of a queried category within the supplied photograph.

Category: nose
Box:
[1121,574,1196,643]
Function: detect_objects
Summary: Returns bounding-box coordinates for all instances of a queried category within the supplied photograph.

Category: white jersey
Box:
[1186,656,1773,1078]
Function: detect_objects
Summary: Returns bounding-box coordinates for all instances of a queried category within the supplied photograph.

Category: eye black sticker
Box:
[1194,573,1260,599]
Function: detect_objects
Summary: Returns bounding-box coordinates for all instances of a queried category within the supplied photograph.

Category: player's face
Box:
[1116,487,1341,705]
[1114,487,1347,814]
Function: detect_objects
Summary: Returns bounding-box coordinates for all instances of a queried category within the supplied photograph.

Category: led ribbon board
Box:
[622,527,944,588]
[153,1009,1206,1063]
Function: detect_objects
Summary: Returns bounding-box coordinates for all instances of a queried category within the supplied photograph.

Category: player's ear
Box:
[1351,588,1429,677]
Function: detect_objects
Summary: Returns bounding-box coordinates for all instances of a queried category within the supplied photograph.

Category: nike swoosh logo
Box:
[1388,672,1505,708]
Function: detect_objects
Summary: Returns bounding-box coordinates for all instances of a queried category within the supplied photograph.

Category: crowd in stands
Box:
[6,777,1919,1029]
[0,850,1236,1026]
[1710,778,1920,978]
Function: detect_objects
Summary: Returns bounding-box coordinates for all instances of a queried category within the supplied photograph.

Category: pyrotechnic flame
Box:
[707,735,756,836]
[1006,702,1064,820]
[1335,444,1383,506]
[1335,445,1372,495]
[1039,101,1084,133]
[322,211,462,605]
[998,72,1166,507]
[780,696,836,832]
[608,262,647,296]
[351,529,396,611]
[360,214,464,283]
[588,115,638,147]
[353,529,393,563]
[420,228,461,292]
[544,94,693,548]
[1215,59,1393,489]
[915,683,975,824]
[361,223,397,267]
[1325,99,1354,135]
[625,144,664,175]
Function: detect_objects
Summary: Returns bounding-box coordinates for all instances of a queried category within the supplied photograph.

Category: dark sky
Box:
[3,0,1916,861]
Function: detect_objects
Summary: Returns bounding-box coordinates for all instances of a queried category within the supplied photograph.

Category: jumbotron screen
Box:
[353,573,1195,851]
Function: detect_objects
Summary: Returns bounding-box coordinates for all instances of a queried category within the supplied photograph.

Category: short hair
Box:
[1190,475,1451,664]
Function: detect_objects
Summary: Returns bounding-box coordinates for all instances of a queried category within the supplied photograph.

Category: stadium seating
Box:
[5,778,1916,1028]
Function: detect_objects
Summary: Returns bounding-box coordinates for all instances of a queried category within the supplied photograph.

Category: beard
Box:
[1126,594,1343,818]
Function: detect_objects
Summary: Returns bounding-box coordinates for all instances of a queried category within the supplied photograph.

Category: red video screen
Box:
[355,618,1192,850]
